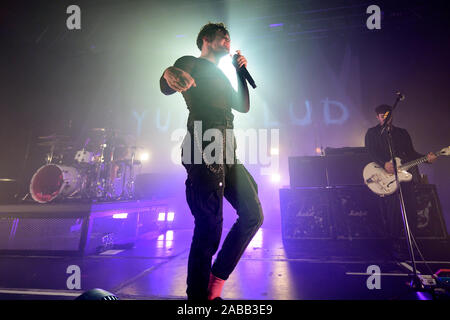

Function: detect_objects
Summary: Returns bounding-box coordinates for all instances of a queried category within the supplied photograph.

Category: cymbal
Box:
[113,159,142,165]
[38,134,71,140]
[113,145,145,150]
[90,128,135,137]
[37,141,74,148]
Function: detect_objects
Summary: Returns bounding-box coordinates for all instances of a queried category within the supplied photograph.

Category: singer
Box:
[159,22,264,300]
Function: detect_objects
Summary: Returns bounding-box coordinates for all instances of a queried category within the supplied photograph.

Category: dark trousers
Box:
[183,162,264,300]
[382,182,417,239]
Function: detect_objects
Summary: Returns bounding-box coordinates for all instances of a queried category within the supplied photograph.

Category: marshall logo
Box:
[348,210,368,217]
[296,208,319,217]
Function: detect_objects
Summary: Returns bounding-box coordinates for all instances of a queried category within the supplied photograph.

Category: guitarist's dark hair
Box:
[375,104,392,115]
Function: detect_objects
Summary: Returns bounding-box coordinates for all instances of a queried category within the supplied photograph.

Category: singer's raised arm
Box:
[232,70,250,113]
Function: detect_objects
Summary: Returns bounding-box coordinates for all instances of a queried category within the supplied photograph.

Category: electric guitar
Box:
[363,146,450,196]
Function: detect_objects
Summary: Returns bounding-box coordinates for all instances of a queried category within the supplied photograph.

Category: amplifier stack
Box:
[281,148,448,241]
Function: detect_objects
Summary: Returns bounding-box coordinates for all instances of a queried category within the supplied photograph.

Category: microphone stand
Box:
[381,92,421,289]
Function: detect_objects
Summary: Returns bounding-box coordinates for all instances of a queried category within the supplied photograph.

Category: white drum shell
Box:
[74,150,95,164]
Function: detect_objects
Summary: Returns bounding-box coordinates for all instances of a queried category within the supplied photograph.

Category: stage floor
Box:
[0,227,449,300]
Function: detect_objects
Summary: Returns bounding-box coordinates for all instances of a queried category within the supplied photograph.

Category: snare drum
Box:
[30,164,81,203]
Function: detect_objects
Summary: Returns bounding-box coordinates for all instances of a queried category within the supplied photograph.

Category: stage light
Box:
[269,23,283,28]
[270,148,279,156]
[271,173,281,183]
[416,291,432,300]
[249,229,263,248]
[219,55,238,91]
[158,212,166,221]
[157,231,174,249]
[167,211,175,222]
[315,147,322,155]
[112,213,128,219]
[139,151,150,162]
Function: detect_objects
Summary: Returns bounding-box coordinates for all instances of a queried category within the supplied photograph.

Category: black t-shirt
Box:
[163,55,236,126]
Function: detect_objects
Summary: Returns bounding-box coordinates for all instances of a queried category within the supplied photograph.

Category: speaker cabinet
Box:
[330,186,386,239]
[279,188,333,239]
[412,184,448,239]
[280,187,387,241]
[280,184,448,242]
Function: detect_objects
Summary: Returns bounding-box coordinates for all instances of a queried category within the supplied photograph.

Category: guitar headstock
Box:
[440,146,450,156]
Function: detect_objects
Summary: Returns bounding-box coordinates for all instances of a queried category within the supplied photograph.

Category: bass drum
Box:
[30,164,82,203]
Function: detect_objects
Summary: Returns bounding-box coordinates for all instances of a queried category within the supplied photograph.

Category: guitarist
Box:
[364,104,436,249]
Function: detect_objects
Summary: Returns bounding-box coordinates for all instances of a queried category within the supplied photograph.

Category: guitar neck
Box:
[399,150,441,171]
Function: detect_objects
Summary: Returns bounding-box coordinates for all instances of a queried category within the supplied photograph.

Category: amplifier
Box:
[288,156,328,188]
[330,186,386,239]
[280,186,387,241]
[288,150,372,188]
[279,188,333,240]
[326,153,372,186]
[412,184,448,239]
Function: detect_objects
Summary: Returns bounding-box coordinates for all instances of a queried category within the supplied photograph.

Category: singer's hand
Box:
[163,66,196,92]
[234,50,247,68]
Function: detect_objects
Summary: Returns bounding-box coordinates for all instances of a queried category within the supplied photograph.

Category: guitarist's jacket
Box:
[365,124,424,183]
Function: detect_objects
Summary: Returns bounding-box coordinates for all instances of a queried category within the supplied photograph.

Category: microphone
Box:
[396,91,405,101]
[232,54,257,89]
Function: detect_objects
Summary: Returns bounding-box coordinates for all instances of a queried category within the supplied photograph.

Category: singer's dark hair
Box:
[196,22,229,50]
[375,104,392,115]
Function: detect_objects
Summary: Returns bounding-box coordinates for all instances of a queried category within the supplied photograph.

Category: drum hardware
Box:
[28,128,140,203]
[37,135,74,165]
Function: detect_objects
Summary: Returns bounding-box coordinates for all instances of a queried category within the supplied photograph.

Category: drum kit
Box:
[29,128,141,203]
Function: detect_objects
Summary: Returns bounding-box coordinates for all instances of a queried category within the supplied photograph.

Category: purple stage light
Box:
[416,291,431,300]
[269,23,283,28]
[112,213,128,219]
[271,173,281,183]
[249,229,263,248]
